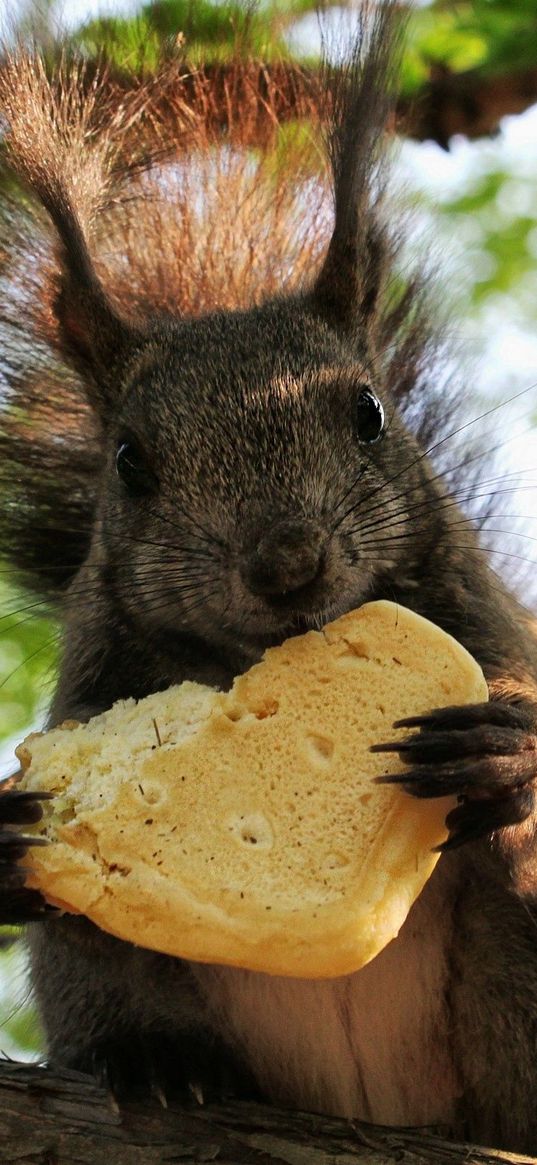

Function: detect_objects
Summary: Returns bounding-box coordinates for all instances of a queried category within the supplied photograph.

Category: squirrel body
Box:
[1,6,537,1153]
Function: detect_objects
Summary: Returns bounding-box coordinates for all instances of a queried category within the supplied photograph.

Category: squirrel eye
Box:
[353,387,385,444]
[116,440,158,496]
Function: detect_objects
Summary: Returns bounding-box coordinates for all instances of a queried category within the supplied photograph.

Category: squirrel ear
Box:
[53,221,146,417]
[309,1,401,337]
[312,220,389,334]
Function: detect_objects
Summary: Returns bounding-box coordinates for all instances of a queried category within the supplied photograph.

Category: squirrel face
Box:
[92,300,439,673]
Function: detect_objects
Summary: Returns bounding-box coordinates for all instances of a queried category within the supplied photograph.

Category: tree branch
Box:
[400,65,537,149]
[1,1060,536,1165]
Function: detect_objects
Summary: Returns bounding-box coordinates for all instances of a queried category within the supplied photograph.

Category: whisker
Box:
[346,483,537,542]
[361,532,537,569]
[332,383,537,535]
[0,597,58,625]
[147,589,221,621]
[448,522,537,543]
[436,544,537,567]
[146,506,226,551]
[0,609,58,640]
[0,633,60,694]
[335,452,537,542]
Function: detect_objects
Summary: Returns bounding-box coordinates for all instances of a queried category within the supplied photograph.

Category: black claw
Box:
[374,725,536,764]
[80,1030,260,1106]
[90,1044,129,1104]
[370,741,407,754]
[436,786,535,851]
[0,885,58,923]
[436,820,487,852]
[375,769,455,798]
[393,713,441,730]
[0,789,54,826]
[0,786,54,923]
[377,699,537,850]
[151,1081,168,1109]
[0,830,49,847]
[377,750,537,798]
[0,831,49,866]
[140,1033,169,1109]
[374,772,406,785]
[375,767,454,794]
[188,1081,205,1106]
[394,702,534,733]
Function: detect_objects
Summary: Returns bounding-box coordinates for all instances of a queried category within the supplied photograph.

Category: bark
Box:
[1,1060,536,1165]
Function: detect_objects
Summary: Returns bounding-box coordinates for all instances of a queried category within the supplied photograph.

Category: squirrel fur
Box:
[1,4,537,1152]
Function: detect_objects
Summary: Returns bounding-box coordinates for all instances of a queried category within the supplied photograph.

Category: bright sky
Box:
[0,0,139,31]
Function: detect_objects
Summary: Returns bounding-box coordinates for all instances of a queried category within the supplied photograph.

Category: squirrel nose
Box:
[241,518,327,598]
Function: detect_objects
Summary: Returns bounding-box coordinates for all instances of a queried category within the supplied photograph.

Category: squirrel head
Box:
[0,4,452,683]
[85,297,437,675]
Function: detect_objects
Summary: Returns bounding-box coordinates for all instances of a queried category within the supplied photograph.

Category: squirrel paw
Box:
[81,1029,260,1107]
[0,786,56,922]
[372,700,537,849]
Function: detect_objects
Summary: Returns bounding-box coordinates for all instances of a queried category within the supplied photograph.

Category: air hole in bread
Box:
[306,734,334,765]
[224,705,245,722]
[225,698,278,721]
[250,698,279,719]
[226,811,273,850]
[324,852,350,871]
[139,784,162,805]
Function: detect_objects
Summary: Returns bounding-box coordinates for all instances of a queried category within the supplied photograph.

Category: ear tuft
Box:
[0,50,146,414]
[311,1,403,336]
[53,246,146,414]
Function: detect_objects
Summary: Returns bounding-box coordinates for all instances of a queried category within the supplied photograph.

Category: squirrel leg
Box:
[374,686,537,893]
[374,678,537,1151]
[85,1028,260,1106]
[29,918,259,1104]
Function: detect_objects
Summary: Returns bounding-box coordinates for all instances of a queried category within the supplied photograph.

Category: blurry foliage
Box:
[71,0,317,69]
[58,0,537,83]
[0,940,43,1061]
[402,0,537,92]
[440,171,537,313]
[0,580,58,748]
[0,0,536,1057]
[0,578,57,1056]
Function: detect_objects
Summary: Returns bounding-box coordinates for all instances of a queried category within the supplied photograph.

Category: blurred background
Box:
[0,0,536,1061]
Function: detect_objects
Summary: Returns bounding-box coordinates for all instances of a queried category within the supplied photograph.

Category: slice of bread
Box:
[17,601,487,978]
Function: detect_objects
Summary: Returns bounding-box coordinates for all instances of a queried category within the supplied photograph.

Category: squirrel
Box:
[1,2,537,1153]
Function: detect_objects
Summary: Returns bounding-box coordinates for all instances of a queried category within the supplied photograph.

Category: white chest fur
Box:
[194,862,459,1124]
